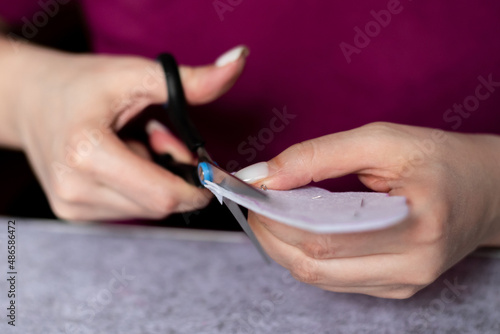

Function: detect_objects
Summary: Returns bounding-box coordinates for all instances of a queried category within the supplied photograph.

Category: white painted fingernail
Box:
[235,162,269,183]
[146,119,170,135]
[215,45,249,67]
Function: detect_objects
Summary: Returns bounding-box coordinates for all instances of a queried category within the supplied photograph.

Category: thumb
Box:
[148,45,249,106]
[107,46,248,130]
[182,45,249,105]
[235,125,393,190]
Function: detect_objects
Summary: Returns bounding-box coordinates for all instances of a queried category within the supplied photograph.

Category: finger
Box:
[252,211,422,298]
[313,284,417,299]
[264,128,394,190]
[91,133,211,215]
[179,48,248,105]
[108,46,249,130]
[249,214,413,287]
[236,123,405,191]
[145,119,194,164]
[147,45,249,106]
[248,211,410,259]
[125,140,151,160]
[56,192,151,221]
[49,175,178,220]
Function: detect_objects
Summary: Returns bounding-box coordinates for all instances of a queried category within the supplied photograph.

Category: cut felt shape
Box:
[204,181,409,234]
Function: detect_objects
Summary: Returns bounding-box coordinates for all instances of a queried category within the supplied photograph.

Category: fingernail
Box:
[146,119,170,135]
[215,45,249,67]
[235,162,269,183]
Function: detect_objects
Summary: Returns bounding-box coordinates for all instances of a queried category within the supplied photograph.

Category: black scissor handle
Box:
[157,53,205,152]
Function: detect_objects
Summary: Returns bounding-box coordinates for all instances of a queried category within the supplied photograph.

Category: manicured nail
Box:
[146,119,170,135]
[215,45,249,67]
[235,162,269,183]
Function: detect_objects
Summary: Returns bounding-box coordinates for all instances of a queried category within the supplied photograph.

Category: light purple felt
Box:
[204,182,409,233]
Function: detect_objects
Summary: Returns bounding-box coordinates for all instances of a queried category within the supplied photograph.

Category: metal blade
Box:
[196,147,214,164]
[223,198,271,264]
[209,163,267,200]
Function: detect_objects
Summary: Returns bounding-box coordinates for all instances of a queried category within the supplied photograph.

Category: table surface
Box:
[0,217,499,334]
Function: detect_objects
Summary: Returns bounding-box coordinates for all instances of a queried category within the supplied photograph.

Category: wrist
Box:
[0,37,72,149]
[0,37,27,148]
[474,134,500,247]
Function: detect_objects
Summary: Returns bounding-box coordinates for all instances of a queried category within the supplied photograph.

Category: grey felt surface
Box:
[0,218,499,334]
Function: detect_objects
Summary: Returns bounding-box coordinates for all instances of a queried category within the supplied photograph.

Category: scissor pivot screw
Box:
[197,162,213,185]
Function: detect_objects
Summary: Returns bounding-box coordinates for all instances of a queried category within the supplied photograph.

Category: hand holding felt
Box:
[238,123,500,298]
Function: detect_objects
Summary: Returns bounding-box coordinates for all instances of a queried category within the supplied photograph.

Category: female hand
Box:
[237,122,500,298]
[0,38,248,220]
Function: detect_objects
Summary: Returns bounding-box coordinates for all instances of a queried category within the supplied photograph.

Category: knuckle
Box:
[424,222,447,246]
[64,135,99,175]
[277,140,317,182]
[300,239,337,260]
[413,213,447,246]
[191,191,212,208]
[283,141,313,166]
[361,121,395,134]
[411,268,439,287]
[358,122,406,155]
[78,155,97,174]
[289,256,321,285]
[51,181,82,204]
[400,256,441,287]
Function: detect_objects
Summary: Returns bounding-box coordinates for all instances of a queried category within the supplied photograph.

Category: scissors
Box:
[154,53,271,263]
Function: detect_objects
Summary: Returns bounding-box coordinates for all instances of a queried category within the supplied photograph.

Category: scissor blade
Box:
[208,163,267,200]
[223,198,271,264]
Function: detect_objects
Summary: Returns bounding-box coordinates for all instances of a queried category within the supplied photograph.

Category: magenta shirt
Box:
[3,0,500,189]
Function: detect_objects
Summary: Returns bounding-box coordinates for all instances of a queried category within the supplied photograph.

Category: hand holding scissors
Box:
[12,41,248,221]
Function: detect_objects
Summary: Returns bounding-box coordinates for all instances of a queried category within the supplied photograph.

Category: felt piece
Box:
[204,181,409,233]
